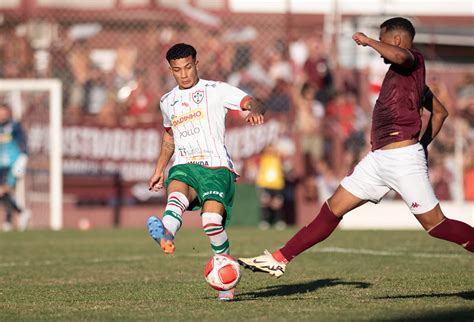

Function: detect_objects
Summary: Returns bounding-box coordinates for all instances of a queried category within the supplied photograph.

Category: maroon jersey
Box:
[371,49,425,150]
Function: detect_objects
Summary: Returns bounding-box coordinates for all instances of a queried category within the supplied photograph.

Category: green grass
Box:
[0,228,473,321]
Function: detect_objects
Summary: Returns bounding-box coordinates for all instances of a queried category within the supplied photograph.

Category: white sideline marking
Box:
[0,248,469,268]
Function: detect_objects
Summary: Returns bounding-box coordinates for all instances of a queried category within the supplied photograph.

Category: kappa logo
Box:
[411,202,421,209]
[192,90,204,104]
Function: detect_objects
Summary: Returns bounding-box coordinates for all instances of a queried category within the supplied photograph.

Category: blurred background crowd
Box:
[0,0,473,229]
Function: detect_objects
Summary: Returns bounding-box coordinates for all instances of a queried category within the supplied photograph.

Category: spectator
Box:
[302,37,333,104]
[49,25,74,108]
[292,81,325,164]
[124,73,156,126]
[255,143,286,230]
[68,40,92,114]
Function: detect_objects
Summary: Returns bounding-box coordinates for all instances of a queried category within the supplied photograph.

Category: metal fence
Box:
[1,1,473,202]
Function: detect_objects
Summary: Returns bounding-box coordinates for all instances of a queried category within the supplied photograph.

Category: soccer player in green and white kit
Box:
[147,43,265,301]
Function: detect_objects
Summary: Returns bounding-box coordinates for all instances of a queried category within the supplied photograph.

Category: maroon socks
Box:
[428,218,474,252]
[276,202,341,262]
[272,206,474,266]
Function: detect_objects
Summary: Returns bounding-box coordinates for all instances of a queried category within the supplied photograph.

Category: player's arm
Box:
[352,32,414,68]
[419,85,449,151]
[242,97,265,126]
[149,128,174,191]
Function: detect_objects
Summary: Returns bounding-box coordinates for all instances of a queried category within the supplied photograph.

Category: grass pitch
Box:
[0,227,472,321]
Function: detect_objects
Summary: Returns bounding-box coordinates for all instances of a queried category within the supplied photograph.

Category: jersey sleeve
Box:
[407,49,424,71]
[218,82,251,111]
[159,98,172,129]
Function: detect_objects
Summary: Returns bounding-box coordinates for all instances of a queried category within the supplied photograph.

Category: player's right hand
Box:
[352,32,370,46]
[149,171,164,191]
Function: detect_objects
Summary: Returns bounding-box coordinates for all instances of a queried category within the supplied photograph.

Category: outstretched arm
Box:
[352,32,414,68]
[419,86,449,152]
[149,128,175,191]
[242,97,265,126]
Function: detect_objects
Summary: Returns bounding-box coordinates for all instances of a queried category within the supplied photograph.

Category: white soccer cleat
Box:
[238,250,286,278]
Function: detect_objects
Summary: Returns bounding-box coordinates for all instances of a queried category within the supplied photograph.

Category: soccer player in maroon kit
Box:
[239,17,473,278]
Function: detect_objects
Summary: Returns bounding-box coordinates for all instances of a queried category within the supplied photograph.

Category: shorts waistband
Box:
[374,142,422,154]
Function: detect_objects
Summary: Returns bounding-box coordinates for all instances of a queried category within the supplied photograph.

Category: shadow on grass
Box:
[233,278,371,300]
[385,308,474,322]
[375,290,473,301]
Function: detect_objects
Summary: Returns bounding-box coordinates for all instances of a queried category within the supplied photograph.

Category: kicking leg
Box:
[416,204,474,252]
[147,180,196,254]
[239,185,366,277]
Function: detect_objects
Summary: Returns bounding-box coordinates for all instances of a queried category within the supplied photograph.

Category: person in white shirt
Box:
[147,43,265,301]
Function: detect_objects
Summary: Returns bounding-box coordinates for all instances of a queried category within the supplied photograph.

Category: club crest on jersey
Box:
[192,90,204,104]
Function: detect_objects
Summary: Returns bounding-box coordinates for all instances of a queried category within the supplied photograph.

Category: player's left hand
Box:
[352,32,371,46]
[245,112,264,126]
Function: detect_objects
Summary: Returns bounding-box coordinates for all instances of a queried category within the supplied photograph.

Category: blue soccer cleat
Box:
[147,216,175,254]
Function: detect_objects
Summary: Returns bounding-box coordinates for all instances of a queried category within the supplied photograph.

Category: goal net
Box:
[0,79,63,230]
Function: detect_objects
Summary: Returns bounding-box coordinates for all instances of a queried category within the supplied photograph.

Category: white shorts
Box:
[340,143,439,214]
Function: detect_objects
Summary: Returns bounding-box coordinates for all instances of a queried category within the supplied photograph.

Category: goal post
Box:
[0,79,63,230]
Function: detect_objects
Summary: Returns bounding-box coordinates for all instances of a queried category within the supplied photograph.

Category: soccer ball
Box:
[204,254,241,291]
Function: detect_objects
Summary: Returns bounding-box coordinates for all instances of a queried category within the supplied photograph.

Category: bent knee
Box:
[415,204,446,231]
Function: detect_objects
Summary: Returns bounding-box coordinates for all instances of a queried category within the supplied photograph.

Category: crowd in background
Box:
[0,19,473,217]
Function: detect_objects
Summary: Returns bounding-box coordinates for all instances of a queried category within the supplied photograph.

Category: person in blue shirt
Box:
[0,102,30,232]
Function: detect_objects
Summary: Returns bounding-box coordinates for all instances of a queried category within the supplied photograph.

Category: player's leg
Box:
[201,200,236,301]
[147,180,196,254]
[163,180,196,236]
[202,200,229,255]
[383,143,473,252]
[239,186,365,277]
[239,151,387,277]
[416,205,474,252]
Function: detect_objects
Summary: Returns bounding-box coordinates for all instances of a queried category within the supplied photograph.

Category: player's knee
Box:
[415,205,445,231]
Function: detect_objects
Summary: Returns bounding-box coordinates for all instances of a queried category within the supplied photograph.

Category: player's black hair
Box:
[380,17,415,41]
[166,43,197,63]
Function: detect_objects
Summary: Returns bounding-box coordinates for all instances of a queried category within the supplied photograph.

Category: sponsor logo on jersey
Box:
[192,90,204,104]
[170,100,179,107]
[179,127,201,138]
[171,108,204,127]
[188,160,209,166]
[178,147,188,157]
[189,154,206,161]
[203,190,224,198]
